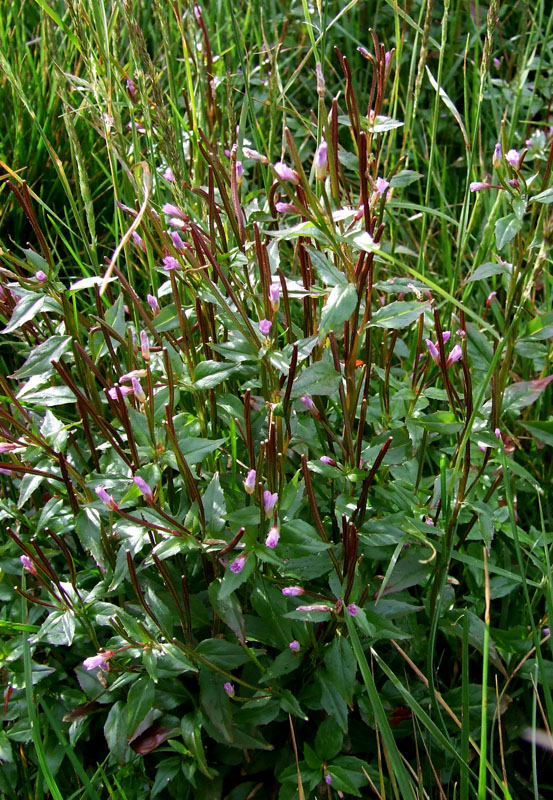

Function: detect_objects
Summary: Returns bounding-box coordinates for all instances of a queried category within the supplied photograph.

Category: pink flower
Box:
[325,774,332,785]
[486,291,497,307]
[0,442,18,452]
[224,682,235,696]
[314,141,328,181]
[163,256,180,271]
[131,232,146,252]
[235,161,244,186]
[505,149,521,169]
[470,181,491,192]
[445,344,462,367]
[162,203,186,219]
[20,555,37,575]
[95,486,118,511]
[374,177,390,196]
[289,640,300,652]
[83,651,114,671]
[494,427,501,439]
[265,526,279,549]
[35,270,47,282]
[300,395,316,412]
[163,167,174,182]
[170,231,186,252]
[320,456,337,467]
[140,330,150,361]
[259,319,272,335]
[126,78,136,101]
[134,476,154,502]
[242,147,269,164]
[269,283,280,312]
[263,490,278,516]
[282,586,304,597]
[275,201,298,213]
[243,469,256,494]
[346,603,358,617]
[493,142,502,168]
[147,294,159,315]
[274,161,300,184]
[441,331,451,343]
[230,555,246,574]
[107,385,133,400]
[425,339,440,364]
[131,377,146,403]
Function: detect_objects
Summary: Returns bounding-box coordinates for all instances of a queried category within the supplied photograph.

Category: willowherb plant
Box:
[1,2,553,798]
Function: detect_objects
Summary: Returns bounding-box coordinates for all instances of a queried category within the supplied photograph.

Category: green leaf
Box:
[23,248,49,271]
[292,359,341,397]
[12,336,72,379]
[345,615,416,797]
[327,765,363,796]
[104,702,129,764]
[495,213,523,250]
[2,293,45,333]
[203,472,226,533]
[219,552,255,600]
[305,246,345,287]
[315,718,343,760]
[319,282,357,341]
[526,311,553,340]
[389,170,424,188]
[369,300,429,329]
[521,421,553,446]
[324,637,357,704]
[279,689,308,720]
[178,437,227,465]
[411,410,463,434]
[317,670,348,732]
[127,678,155,737]
[502,375,553,414]
[193,360,238,390]
[195,639,250,669]
[17,385,77,406]
[199,669,233,743]
[208,580,246,644]
[531,187,553,203]
[464,261,512,283]
[181,711,213,778]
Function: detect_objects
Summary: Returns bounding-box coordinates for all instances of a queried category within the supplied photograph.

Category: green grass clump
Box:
[1,1,553,798]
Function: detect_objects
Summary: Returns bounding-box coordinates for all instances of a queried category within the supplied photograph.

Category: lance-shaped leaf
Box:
[319,282,357,341]
[369,300,429,329]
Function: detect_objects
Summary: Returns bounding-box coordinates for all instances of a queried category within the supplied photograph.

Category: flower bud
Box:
[134,476,154,502]
[230,555,246,574]
[282,586,304,597]
[263,490,278,516]
[132,377,146,403]
[147,294,160,315]
[95,486,118,511]
[265,526,279,549]
[243,469,256,494]
[269,283,280,312]
[20,554,37,575]
[274,161,300,184]
[314,141,328,181]
[140,330,150,362]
